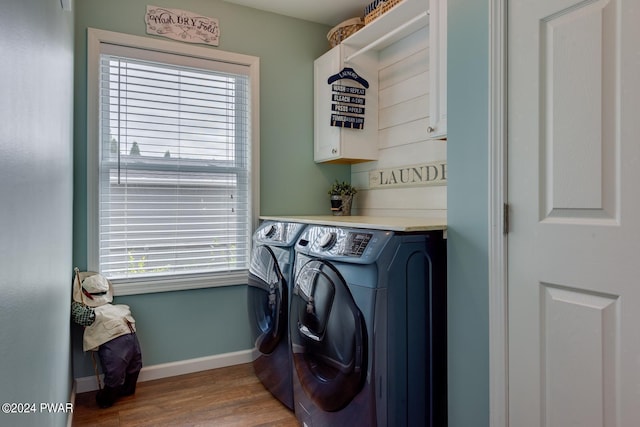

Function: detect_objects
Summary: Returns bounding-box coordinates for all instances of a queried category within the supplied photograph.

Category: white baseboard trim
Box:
[74,349,255,394]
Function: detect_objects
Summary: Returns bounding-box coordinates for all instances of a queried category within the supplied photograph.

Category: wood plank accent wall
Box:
[351,27,446,219]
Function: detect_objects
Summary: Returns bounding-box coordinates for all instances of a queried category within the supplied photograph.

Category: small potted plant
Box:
[328,180,357,216]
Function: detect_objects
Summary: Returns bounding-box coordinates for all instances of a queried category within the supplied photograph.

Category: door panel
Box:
[542,285,619,427]
[290,259,367,412]
[539,0,618,222]
[247,245,286,354]
[508,0,640,425]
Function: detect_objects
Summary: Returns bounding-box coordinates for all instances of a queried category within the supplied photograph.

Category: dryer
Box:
[290,225,447,426]
[247,221,306,410]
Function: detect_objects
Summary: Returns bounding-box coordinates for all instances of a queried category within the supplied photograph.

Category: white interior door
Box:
[507,0,640,425]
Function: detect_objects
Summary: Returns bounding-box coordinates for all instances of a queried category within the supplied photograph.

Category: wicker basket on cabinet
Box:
[364,0,403,25]
[327,17,364,47]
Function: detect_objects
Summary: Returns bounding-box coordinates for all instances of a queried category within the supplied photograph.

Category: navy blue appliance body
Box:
[247,221,306,410]
[290,225,447,426]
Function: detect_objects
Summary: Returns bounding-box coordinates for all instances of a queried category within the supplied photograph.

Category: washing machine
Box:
[247,221,306,410]
[290,224,447,427]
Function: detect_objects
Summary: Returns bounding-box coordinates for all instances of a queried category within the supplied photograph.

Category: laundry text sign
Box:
[327,67,369,88]
[145,5,220,46]
[332,104,365,115]
[369,161,447,189]
[331,114,365,129]
[330,88,366,129]
[332,84,366,96]
[332,94,365,105]
[327,67,368,130]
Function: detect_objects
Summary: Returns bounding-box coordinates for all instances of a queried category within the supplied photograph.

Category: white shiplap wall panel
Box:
[378,27,429,70]
[352,137,445,173]
[351,26,446,218]
[351,140,446,186]
[379,70,429,109]
[351,168,372,188]
[378,48,428,91]
[357,186,446,209]
[379,138,446,167]
[353,186,447,215]
[352,142,446,213]
[378,117,430,149]
[379,94,429,130]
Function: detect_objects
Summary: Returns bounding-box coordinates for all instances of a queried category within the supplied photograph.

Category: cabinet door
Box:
[314,46,343,162]
[314,45,378,163]
[428,0,447,139]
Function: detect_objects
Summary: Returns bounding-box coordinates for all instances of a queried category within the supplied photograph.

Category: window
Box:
[87,29,259,294]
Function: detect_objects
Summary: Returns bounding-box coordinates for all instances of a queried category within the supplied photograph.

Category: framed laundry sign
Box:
[145,5,220,46]
[369,161,447,189]
[327,67,369,129]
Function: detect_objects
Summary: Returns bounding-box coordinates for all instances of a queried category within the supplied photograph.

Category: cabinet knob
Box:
[427,126,435,133]
[332,148,337,154]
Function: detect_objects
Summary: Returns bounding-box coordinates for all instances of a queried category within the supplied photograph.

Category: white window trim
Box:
[87,28,260,295]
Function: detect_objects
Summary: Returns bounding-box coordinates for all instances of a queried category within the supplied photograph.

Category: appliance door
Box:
[247,245,287,354]
[291,259,367,412]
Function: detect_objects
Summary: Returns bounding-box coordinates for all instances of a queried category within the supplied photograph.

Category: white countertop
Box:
[259,215,447,232]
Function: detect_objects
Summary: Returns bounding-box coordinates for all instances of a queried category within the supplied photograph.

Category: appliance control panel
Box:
[344,232,372,256]
[296,225,393,262]
[254,221,306,246]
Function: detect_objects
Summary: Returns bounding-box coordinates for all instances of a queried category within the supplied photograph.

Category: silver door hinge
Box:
[503,203,509,234]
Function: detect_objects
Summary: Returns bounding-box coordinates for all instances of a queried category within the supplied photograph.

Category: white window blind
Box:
[98,44,251,282]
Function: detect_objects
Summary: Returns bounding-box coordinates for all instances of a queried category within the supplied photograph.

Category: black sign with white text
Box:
[332,84,366,96]
[331,93,365,105]
[327,67,368,130]
[331,104,365,115]
[330,114,365,129]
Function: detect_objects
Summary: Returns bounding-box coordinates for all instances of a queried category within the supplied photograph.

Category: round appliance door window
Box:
[290,259,367,412]
[247,245,287,354]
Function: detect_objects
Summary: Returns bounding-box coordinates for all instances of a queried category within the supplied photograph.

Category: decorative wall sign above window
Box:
[145,5,220,46]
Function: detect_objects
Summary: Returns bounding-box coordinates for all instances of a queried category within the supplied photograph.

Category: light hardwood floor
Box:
[72,363,299,426]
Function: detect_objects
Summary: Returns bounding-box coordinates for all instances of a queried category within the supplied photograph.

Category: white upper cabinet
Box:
[428,0,447,139]
[314,44,379,163]
[314,0,447,163]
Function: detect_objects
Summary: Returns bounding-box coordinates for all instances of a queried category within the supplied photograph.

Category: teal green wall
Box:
[72,0,349,377]
[72,286,253,376]
[447,1,490,426]
[0,1,74,426]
